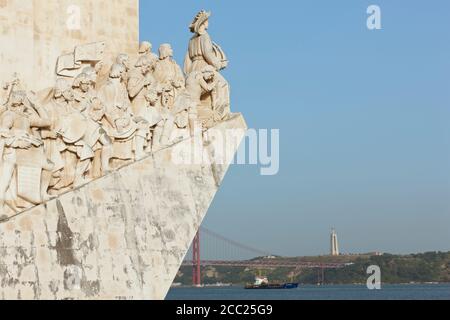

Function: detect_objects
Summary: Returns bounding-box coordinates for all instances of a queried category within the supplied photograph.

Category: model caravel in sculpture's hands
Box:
[0,10,231,218]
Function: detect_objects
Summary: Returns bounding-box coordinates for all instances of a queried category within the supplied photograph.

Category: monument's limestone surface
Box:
[0,115,246,300]
[0,0,139,90]
[0,1,240,300]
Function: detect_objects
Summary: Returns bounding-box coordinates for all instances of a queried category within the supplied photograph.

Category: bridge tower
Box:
[192,231,201,286]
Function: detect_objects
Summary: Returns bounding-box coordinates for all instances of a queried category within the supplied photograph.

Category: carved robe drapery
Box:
[184,33,224,74]
[99,80,138,160]
[0,109,50,205]
[128,70,155,115]
[154,58,185,91]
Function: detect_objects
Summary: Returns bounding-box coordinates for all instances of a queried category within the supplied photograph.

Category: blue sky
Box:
[140,0,450,256]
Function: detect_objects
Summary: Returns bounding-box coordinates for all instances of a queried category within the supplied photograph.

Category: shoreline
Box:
[172,282,450,289]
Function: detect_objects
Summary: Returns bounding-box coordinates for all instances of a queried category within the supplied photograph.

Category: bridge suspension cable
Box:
[183,227,349,286]
[200,226,275,258]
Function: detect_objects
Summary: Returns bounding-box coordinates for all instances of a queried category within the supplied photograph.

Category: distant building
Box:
[330,229,340,256]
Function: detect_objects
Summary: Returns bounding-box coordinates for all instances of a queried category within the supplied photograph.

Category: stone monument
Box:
[0,2,246,300]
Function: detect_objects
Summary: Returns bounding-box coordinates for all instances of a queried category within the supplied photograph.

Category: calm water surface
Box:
[167,284,450,300]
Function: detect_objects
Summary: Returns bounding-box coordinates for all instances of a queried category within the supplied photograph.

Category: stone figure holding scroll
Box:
[0,90,53,212]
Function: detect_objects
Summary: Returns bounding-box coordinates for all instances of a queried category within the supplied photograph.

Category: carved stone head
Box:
[116,53,130,71]
[73,73,92,93]
[9,90,26,110]
[145,88,160,106]
[189,10,211,34]
[161,86,174,107]
[54,79,74,102]
[201,65,216,81]
[139,41,152,55]
[159,44,173,60]
[82,67,98,85]
[109,64,126,81]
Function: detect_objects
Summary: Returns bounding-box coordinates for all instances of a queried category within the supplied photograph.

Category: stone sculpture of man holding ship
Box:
[184,10,231,127]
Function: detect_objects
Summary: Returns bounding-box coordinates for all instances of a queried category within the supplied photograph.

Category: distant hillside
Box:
[175,252,450,285]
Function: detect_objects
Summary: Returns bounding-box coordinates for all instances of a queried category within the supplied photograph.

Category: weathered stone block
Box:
[0,0,139,90]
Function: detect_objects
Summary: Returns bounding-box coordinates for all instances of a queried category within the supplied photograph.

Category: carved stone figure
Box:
[185,65,223,128]
[184,10,231,127]
[73,73,96,113]
[99,64,148,163]
[115,53,131,85]
[154,44,185,99]
[143,87,176,152]
[82,65,102,89]
[128,56,156,113]
[186,66,217,106]
[73,73,112,179]
[184,11,228,74]
[138,41,159,63]
[0,90,53,212]
[72,73,105,124]
[43,79,111,192]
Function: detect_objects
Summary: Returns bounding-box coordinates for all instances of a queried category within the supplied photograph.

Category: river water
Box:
[167,284,450,300]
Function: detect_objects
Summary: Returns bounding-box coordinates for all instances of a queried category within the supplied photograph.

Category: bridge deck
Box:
[182,260,350,269]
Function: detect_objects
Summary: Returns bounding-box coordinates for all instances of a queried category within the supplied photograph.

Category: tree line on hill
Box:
[175,252,450,285]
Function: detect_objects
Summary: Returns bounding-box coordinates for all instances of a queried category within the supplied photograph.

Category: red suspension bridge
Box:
[182,227,350,286]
